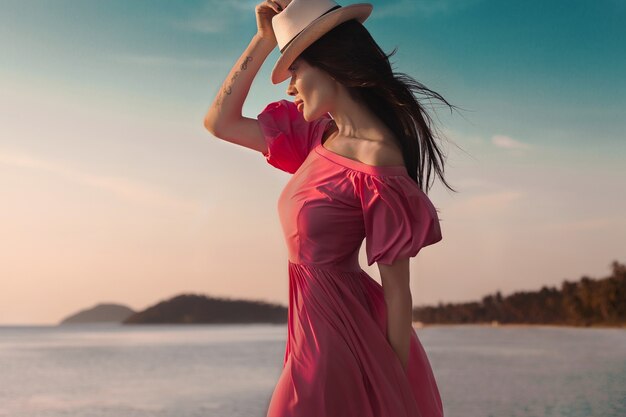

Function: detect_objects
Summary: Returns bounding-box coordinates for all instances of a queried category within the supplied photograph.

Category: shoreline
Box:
[1,322,624,329]
[413,321,626,329]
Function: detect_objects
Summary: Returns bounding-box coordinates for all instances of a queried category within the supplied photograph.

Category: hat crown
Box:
[272,0,341,52]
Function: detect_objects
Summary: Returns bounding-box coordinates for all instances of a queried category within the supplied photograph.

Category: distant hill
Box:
[414,259,626,327]
[60,303,135,325]
[123,293,287,324]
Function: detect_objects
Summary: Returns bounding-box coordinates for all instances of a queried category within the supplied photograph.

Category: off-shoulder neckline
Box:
[314,143,409,176]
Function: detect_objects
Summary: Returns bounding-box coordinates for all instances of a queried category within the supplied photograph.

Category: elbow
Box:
[204,111,234,138]
[203,113,219,136]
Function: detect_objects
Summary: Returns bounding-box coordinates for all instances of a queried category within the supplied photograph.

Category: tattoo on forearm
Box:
[216,56,253,107]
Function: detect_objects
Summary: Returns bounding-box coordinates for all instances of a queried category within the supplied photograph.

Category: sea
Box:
[0,323,624,417]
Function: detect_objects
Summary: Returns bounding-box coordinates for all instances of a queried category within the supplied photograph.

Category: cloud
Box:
[491,134,532,150]
[169,0,258,34]
[453,177,501,190]
[170,17,230,34]
[108,53,230,69]
[545,216,626,232]
[437,128,534,161]
[370,0,486,19]
[442,127,486,145]
[445,190,524,218]
[0,149,202,213]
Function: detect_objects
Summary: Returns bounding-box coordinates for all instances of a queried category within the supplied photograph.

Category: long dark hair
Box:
[298,19,462,194]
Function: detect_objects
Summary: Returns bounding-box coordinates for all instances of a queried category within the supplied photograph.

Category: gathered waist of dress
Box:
[288,260,363,273]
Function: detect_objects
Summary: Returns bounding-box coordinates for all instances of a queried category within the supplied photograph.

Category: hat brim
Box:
[271,3,373,85]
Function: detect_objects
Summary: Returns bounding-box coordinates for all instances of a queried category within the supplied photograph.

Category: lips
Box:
[295,99,303,107]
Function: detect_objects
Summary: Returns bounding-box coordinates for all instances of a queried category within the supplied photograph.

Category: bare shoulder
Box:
[362,139,405,166]
[326,134,405,167]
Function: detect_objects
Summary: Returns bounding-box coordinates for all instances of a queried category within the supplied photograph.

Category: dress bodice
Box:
[258,99,442,270]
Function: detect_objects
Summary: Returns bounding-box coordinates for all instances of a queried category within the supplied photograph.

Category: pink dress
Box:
[258,99,444,417]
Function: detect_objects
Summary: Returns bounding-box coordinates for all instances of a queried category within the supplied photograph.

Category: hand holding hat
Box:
[255,1,292,45]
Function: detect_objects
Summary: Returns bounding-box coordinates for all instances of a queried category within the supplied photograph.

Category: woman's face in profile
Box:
[287,57,337,121]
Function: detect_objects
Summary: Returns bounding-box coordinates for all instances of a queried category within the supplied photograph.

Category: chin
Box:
[302,108,321,122]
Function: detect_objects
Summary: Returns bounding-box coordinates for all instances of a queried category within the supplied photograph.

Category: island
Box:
[123,293,287,324]
[59,303,135,324]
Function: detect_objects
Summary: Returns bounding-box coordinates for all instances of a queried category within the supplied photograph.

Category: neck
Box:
[326,90,389,142]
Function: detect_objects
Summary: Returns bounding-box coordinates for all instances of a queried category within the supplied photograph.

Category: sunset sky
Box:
[1,0,624,325]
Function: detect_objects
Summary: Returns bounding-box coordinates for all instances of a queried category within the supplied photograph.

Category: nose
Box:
[286,78,296,97]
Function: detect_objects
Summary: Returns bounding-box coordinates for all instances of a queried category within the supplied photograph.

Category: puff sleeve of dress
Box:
[358,174,443,266]
[257,99,333,174]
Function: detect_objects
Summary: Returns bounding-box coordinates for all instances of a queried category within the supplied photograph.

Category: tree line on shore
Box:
[414,260,626,327]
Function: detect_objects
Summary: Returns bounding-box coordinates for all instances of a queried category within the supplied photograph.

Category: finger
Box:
[275,0,291,10]
[267,0,282,12]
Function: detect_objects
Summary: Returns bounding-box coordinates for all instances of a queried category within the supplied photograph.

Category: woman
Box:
[204,1,457,416]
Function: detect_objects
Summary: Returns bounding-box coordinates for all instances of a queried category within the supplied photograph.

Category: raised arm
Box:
[203,1,289,154]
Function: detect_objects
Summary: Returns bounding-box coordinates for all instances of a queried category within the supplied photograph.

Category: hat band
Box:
[279,5,342,54]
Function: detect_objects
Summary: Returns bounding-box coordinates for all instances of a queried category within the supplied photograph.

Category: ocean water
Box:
[0,323,624,417]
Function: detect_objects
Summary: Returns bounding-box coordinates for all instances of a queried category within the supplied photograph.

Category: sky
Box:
[1,0,624,325]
